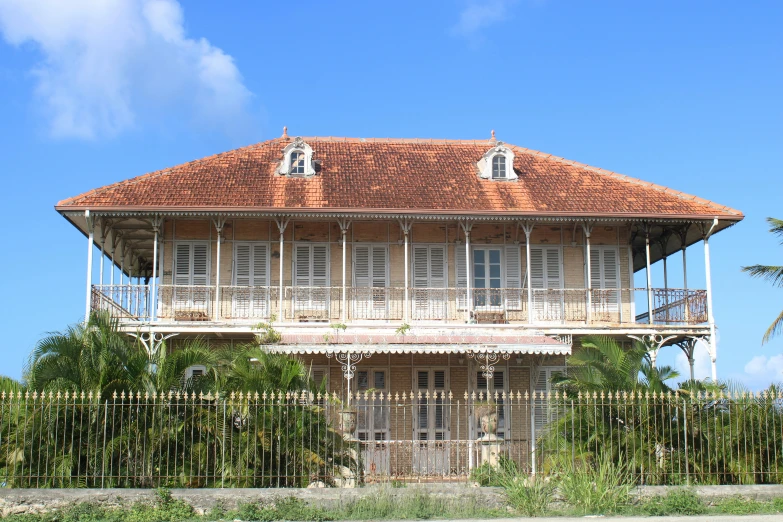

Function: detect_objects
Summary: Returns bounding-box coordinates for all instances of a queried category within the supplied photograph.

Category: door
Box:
[355,369,390,476]
[293,243,329,318]
[353,245,388,319]
[472,248,502,309]
[173,242,210,316]
[530,247,563,321]
[413,369,450,476]
[232,242,269,319]
[474,370,509,439]
[589,246,620,320]
[411,245,447,320]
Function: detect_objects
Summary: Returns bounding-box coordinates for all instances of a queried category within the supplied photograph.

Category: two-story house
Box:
[56,131,742,476]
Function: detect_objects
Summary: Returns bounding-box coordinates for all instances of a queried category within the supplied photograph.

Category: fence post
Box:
[683,396,690,485]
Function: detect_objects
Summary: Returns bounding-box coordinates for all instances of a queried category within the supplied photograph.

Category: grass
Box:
[4,485,783,521]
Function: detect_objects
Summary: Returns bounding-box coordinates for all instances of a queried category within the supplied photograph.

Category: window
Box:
[491,154,506,179]
[232,242,270,318]
[589,246,620,316]
[290,151,306,175]
[411,245,447,319]
[529,246,563,321]
[293,243,330,314]
[353,245,389,317]
[185,365,207,380]
[173,242,210,313]
[479,144,517,180]
[454,245,522,310]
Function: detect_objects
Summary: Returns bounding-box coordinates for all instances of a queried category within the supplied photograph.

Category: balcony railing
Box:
[91,285,709,326]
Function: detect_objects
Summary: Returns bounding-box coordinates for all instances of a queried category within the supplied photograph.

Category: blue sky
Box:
[0,0,780,388]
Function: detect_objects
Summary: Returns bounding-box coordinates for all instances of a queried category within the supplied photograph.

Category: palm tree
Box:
[742,217,783,343]
[550,335,680,394]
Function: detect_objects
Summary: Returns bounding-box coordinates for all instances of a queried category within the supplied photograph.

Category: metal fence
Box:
[2,389,782,488]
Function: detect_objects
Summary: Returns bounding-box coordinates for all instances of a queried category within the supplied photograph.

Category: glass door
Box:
[473,248,502,309]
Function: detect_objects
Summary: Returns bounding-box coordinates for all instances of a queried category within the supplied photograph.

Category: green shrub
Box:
[499,473,555,516]
[470,456,520,486]
[337,488,497,521]
[642,488,706,516]
[714,496,773,515]
[556,453,634,515]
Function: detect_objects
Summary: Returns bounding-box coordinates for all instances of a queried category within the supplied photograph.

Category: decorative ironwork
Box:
[128,331,179,356]
[466,351,511,379]
[326,350,373,381]
[628,333,677,367]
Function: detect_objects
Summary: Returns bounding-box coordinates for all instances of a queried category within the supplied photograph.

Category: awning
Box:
[262,334,571,355]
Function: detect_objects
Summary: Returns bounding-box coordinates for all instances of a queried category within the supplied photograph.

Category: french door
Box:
[411,245,447,320]
[530,246,563,322]
[355,369,390,476]
[353,245,388,319]
[232,242,269,319]
[293,243,329,316]
[589,246,620,318]
[173,242,210,313]
[413,369,450,475]
[472,248,502,309]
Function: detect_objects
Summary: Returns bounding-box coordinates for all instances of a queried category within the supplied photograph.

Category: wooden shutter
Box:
[234,244,251,286]
[311,245,328,287]
[174,243,191,286]
[371,246,388,288]
[412,246,430,288]
[529,248,545,289]
[455,245,467,309]
[252,244,269,286]
[505,245,522,309]
[545,248,561,289]
[428,246,446,288]
[533,368,549,432]
[354,245,371,287]
[294,245,312,286]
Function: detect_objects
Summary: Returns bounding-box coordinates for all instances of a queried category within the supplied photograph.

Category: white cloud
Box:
[451,0,518,38]
[744,354,783,382]
[0,0,253,139]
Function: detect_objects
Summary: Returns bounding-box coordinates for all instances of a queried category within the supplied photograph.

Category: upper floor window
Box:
[277,137,316,177]
[479,143,517,181]
[491,154,506,179]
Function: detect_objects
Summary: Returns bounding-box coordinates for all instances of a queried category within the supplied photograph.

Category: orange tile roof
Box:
[55,137,742,220]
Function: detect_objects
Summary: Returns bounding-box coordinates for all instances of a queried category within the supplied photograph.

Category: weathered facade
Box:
[56,133,742,478]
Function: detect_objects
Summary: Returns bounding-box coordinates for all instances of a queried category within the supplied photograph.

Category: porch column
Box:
[98,221,105,286]
[151,216,162,322]
[338,219,351,323]
[460,221,474,322]
[521,222,534,324]
[400,219,412,322]
[702,219,718,381]
[275,218,290,323]
[644,225,654,325]
[582,222,594,325]
[213,217,226,321]
[84,211,95,323]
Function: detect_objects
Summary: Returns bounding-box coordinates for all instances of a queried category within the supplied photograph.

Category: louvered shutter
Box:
[533,368,549,433]
[252,244,269,315]
[455,246,467,310]
[529,248,545,289]
[174,244,191,286]
[545,248,561,289]
[234,244,251,286]
[412,246,430,288]
[191,243,209,310]
[311,245,328,287]
[354,246,370,287]
[505,245,522,309]
[294,245,312,286]
[589,247,601,290]
[372,246,387,288]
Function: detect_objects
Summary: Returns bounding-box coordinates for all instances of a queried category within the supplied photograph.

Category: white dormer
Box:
[478,143,517,181]
[278,137,316,177]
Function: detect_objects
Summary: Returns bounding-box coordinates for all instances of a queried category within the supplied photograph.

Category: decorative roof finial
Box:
[282,126,288,138]
[491,129,496,141]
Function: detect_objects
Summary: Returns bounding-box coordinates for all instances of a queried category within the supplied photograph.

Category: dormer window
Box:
[290,151,306,175]
[277,137,316,177]
[478,142,517,181]
[492,154,507,179]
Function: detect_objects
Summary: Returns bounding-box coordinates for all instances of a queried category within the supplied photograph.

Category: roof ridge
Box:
[508,145,742,217]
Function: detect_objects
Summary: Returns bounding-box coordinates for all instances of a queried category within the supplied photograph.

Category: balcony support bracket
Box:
[628,333,676,368]
[129,331,179,357]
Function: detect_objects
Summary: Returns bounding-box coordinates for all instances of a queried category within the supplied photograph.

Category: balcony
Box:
[91,284,708,327]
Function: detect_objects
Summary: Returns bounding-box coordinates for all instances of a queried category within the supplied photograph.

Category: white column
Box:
[151,219,160,322]
[84,211,94,323]
[109,243,115,286]
[522,223,534,324]
[583,223,593,325]
[276,218,289,322]
[213,218,225,321]
[404,225,410,322]
[663,255,669,322]
[159,230,165,318]
[682,247,688,291]
[703,219,718,381]
[464,224,472,322]
[645,229,654,325]
[99,224,105,286]
[340,220,349,323]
